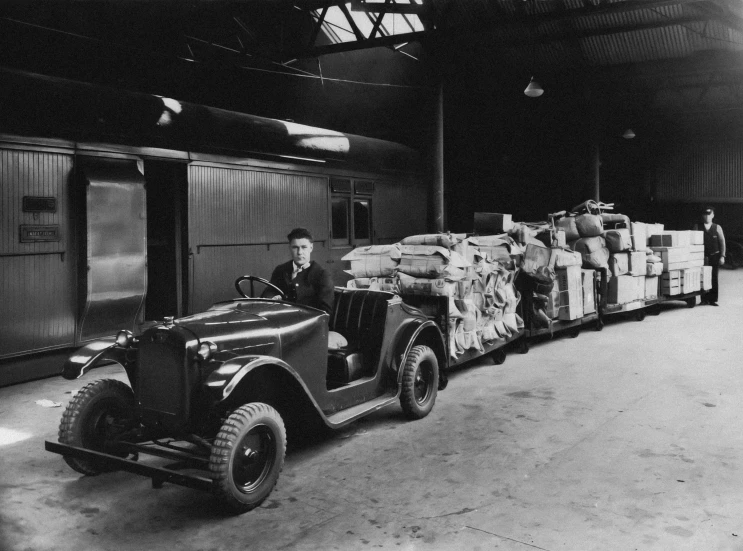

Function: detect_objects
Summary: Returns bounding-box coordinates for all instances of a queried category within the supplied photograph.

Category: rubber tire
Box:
[518,339,530,354]
[569,327,580,338]
[58,379,136,476]
[492,348,506,365]
[595,318,604,332]
[210,403,286,514]
[686,297,696,309]
[635,310,646,321]
[400,345,439,420]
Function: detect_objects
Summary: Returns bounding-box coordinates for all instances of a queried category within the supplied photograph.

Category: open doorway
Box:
[144,160,188,321]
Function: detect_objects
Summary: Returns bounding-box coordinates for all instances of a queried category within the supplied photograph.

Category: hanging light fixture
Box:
[524,76,544,98]
[622,128,636,139]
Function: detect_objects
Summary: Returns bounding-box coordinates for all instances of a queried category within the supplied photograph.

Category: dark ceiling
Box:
[1,0,743,132]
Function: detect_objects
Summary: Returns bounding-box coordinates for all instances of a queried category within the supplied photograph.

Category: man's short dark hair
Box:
[287,227,313,242]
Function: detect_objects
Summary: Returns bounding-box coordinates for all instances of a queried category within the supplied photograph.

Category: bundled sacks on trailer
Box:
[343,231,523,360]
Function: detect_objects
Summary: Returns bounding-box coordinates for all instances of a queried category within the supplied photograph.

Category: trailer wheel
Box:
[491,348,506,365]
[58,379,136,476]
[595,318,604,332]
[635,310,646,321]
[400,345,439,420]
[686,297,696,308]
[568,327,580,338]
[518,339,530,354]
[210,403,286,514]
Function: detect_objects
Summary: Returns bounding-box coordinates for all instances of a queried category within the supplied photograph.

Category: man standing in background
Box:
[695,207,726,306]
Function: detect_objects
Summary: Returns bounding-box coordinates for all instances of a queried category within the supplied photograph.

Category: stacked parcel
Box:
[649,230,705,296]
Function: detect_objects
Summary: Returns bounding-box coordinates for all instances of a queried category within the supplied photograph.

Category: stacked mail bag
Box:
[342,244,402,292]
[395,233,523,360]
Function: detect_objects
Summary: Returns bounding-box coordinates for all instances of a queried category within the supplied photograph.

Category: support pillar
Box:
[593,142,601,202]
[433,82,445,232]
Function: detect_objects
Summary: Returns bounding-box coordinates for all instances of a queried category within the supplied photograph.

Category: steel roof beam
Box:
[350,0,429,15]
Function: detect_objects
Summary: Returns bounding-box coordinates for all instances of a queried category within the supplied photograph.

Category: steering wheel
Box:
[235,275,286,300]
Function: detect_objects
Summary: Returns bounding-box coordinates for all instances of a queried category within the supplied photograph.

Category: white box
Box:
[645,276,659,299]
[702,265,712,289]
[690,231,704,245]
[631,222,648,251]
[556,265,582,292]
[629,251,646,276]
[582,269,596,315]
[558,289,583,320]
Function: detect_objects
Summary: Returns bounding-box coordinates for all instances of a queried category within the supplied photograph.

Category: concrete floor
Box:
[1,270,742,551]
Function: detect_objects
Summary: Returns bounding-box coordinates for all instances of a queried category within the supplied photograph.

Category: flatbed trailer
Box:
[400,293,524,368]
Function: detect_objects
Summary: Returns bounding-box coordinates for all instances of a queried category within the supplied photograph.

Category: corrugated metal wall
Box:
[373,182,428,244]
[0,149,76,358]
[655,140,743,203]
[188,164,329,312]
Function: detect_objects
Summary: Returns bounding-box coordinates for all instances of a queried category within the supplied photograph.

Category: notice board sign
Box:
[19,225,61,242]
[23,196,57,212]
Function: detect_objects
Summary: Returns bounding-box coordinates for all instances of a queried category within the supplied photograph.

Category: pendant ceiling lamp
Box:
[524,76,544,98]
[622,128,636,139]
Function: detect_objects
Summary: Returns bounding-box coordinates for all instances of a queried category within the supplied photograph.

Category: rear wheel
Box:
[635,309,646,321]
[686,297,696,308]
[518,339,530,354]
[210,403,286,514]
[400,345,439,420]
[58,379,136,475]
[491,347,506,365]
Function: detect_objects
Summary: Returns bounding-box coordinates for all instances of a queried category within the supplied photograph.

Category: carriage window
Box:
[354,199,371,244]
[331,197,350,246]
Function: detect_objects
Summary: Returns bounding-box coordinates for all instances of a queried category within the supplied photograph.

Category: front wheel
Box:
[686,297,696,309]
[58,379,136,476]
[210,403,286,514]
[400,345,439,420]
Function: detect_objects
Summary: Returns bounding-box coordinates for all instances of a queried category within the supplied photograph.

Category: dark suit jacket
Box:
[263,260,335,314]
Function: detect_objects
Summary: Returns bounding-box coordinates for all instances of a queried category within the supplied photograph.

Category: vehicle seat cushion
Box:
[328,331,348,350]
[327,288,391,382]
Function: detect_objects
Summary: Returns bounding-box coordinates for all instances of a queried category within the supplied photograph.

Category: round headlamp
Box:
[116,330,134,348]
[197,341,217,361]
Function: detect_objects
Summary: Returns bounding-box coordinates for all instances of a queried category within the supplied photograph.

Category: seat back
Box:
[328,288,391,378]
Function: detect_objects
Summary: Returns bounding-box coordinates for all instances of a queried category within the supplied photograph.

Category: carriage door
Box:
[77,157,147,342]
[329,178,373,285]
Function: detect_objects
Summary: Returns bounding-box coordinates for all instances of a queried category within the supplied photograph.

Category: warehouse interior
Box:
[1,1,743,550]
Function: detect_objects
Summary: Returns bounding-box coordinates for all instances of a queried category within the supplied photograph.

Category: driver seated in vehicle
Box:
[263,228,345,349]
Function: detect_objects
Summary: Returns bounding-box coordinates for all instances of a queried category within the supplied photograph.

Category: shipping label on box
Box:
[556,265,582,292]
[610,252,629,277]
[558,289,583,320]
[629,251,646,276]
[608,275,638,304]
[582,269,596,315]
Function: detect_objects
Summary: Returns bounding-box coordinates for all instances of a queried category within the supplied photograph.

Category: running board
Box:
[325,391,399,428]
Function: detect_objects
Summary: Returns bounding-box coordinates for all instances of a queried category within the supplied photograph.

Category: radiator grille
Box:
[137,330,188,418]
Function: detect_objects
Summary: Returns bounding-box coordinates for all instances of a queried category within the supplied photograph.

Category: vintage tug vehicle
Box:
[46,276,449,513]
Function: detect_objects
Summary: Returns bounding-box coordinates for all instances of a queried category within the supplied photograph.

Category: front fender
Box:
[62,339,127,380]
[205,355,324,415]
[392,319,446,386]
